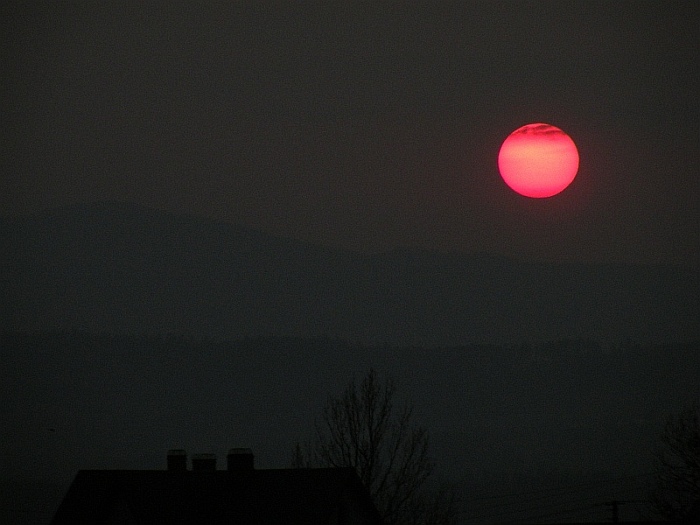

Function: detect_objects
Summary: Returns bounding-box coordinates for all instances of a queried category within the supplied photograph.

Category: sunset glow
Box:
[498,123,579,198]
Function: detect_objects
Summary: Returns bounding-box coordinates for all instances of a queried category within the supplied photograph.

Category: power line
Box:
[468,479,643,513]
[460,472,655,523]
[462,471,655,505]
[463,493,611,523]
[502,503,606,524]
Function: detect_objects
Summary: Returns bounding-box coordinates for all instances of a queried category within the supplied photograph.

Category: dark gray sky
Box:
[2,6,699,522]
[3,1,698,266]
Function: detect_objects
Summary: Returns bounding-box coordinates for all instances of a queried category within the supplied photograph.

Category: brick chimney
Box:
[227,448,254,472]
[191,453,217,471]
[167,449,187,471]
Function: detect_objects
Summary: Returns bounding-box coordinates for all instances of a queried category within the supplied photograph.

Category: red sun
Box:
[498,123,579,198]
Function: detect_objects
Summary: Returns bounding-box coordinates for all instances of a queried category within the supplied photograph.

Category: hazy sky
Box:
[2,5,699,522]
[3,1,698,266]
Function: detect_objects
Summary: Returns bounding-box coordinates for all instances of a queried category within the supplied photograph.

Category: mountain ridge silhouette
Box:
[2,201,698,345]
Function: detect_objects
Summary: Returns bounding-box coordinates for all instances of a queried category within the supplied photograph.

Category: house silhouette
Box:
[51,448,384,524]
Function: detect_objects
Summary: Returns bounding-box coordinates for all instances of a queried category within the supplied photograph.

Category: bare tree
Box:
[292,369,459,525]
[651,404,700,522]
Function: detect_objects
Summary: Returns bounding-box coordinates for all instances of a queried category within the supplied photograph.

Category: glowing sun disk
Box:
[498,123,579,198]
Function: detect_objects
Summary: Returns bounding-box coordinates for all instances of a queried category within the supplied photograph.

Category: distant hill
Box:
[2,201,698,345]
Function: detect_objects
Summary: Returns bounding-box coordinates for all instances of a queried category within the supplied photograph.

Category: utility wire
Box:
[466,478,644,513]
[461,471,655,504]
[460,472,655,523]
[462,493,614,523]
[501,503,606,524]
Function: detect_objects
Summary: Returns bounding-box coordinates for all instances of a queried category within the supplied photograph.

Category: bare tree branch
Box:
[651,403,700,521]
[292,368,459,525]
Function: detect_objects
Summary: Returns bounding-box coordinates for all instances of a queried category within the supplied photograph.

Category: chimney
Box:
[227,448,254,472]
[167,449,187,471]
[191,453,217,471]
